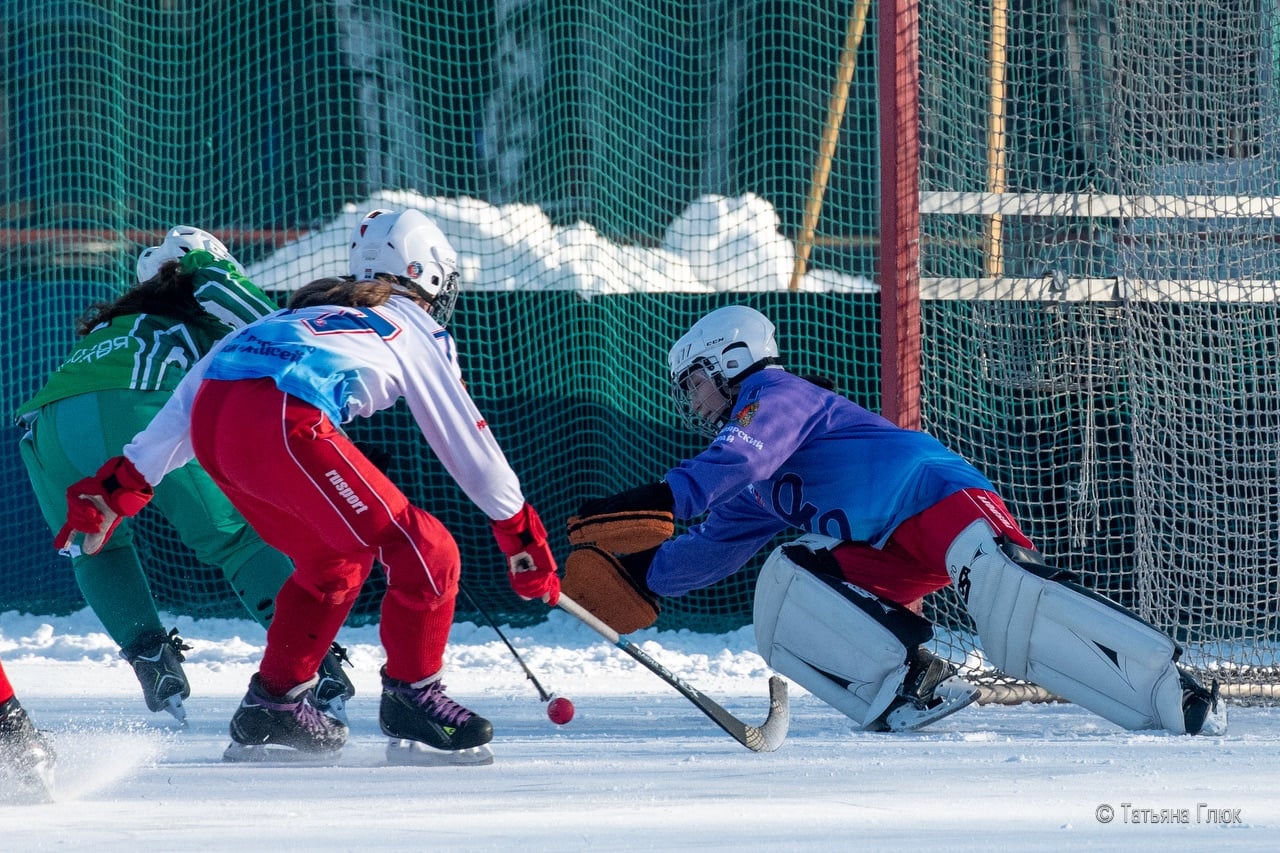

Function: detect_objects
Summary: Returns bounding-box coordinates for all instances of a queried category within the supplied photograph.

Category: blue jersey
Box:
[650,368,994,596]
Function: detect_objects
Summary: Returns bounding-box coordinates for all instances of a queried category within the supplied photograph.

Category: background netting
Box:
[2,1,882,631]
[3,1,1278,700]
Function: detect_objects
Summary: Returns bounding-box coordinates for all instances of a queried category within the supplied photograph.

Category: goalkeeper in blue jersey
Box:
[16,228,352,723]
[563,304,1225,737]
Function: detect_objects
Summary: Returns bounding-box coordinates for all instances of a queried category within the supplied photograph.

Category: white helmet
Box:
[137,226,242,283]
[668,305,780,436]
[348,208,459,326]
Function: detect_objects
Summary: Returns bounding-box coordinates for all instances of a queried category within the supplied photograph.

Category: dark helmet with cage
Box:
[348,208,459,326]
[667,305,780,437]
[136,226,243,283]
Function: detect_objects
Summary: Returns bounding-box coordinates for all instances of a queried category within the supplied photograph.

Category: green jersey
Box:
[16,250,279,417]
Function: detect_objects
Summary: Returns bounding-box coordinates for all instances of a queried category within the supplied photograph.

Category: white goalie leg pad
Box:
[946,519,1186,733]
[754,536,926,729]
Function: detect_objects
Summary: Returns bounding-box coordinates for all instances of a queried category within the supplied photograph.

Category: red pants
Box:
[831,488,1033,607]
[190,378,461,694]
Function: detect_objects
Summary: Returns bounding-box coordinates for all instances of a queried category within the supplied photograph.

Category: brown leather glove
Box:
[566,482,674,553]
[561,545,660,634]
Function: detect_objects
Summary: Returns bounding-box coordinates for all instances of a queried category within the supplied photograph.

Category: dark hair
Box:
[288,274,433,311]
[76,260,223,337]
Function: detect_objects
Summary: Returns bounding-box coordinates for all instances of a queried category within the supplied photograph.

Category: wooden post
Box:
[789,0,874,291]
[983,0,1010,277]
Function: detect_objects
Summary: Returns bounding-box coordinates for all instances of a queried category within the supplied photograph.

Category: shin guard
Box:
[754,536,934,728]
[945,520,1188,733]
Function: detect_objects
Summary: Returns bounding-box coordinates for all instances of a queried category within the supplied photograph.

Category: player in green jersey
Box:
[17,228,353,723]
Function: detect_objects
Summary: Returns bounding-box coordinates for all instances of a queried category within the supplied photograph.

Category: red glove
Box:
[55,456,154,555]
[490,502,561,605]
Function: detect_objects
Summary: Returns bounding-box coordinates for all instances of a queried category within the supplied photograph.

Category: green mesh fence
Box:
[1,1,882,629]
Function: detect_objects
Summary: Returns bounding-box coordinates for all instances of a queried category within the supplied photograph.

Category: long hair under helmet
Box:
[348,209,460,326]
[667,305,780,437]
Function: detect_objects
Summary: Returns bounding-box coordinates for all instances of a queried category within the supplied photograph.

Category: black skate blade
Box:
[1195,687,1229,737]
[222,742,343,765]
[385,738,494,767]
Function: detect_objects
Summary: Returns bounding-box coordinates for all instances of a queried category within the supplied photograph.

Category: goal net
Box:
[917,0,1280,700]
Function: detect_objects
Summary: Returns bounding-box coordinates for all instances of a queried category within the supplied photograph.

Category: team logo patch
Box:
[730,401,759,426]
[406,261,424,279]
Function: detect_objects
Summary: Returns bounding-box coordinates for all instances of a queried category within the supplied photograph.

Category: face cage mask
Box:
[670,358,734,439]
[427,271,459,327]
[398,271,459,327]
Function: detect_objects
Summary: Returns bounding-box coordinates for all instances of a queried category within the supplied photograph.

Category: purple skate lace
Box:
[387,678,473,728]
[247,680,334,737]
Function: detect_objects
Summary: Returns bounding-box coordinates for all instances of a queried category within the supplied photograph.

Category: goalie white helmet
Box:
[137,226,243,283]
[668,305,779,436]
[348,208,459,326]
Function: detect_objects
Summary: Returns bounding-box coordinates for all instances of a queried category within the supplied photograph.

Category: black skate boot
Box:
[120,628,192,723]
[380,668,494,765]
[313,642,356,724]
[223,674,348,762]
[1179,667,1227,736]
[872,647,980,732]
[0,696,56,802]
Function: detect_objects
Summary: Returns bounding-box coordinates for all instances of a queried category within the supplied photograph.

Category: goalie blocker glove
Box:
[55,456,154,555]
[490,502,561,605]
[566,481,675,554]
[562,544,660,634]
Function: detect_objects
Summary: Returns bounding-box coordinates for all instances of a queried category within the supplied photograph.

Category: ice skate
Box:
[379,668,494,765]
[0,697,55,802]
[1180,668,1227,736]
[223,674,347,763]
[313,642,356,724]
[874,647,979,732]
[121,627,191,723]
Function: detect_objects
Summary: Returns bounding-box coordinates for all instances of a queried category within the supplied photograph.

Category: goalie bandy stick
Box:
[556,593,789,752]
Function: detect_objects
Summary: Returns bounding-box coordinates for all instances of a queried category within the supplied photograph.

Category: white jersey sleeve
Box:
[121,348,213,485]
[378,299,527,521]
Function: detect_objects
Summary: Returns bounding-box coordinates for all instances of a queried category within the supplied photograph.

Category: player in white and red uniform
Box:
[57,209,559,761]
